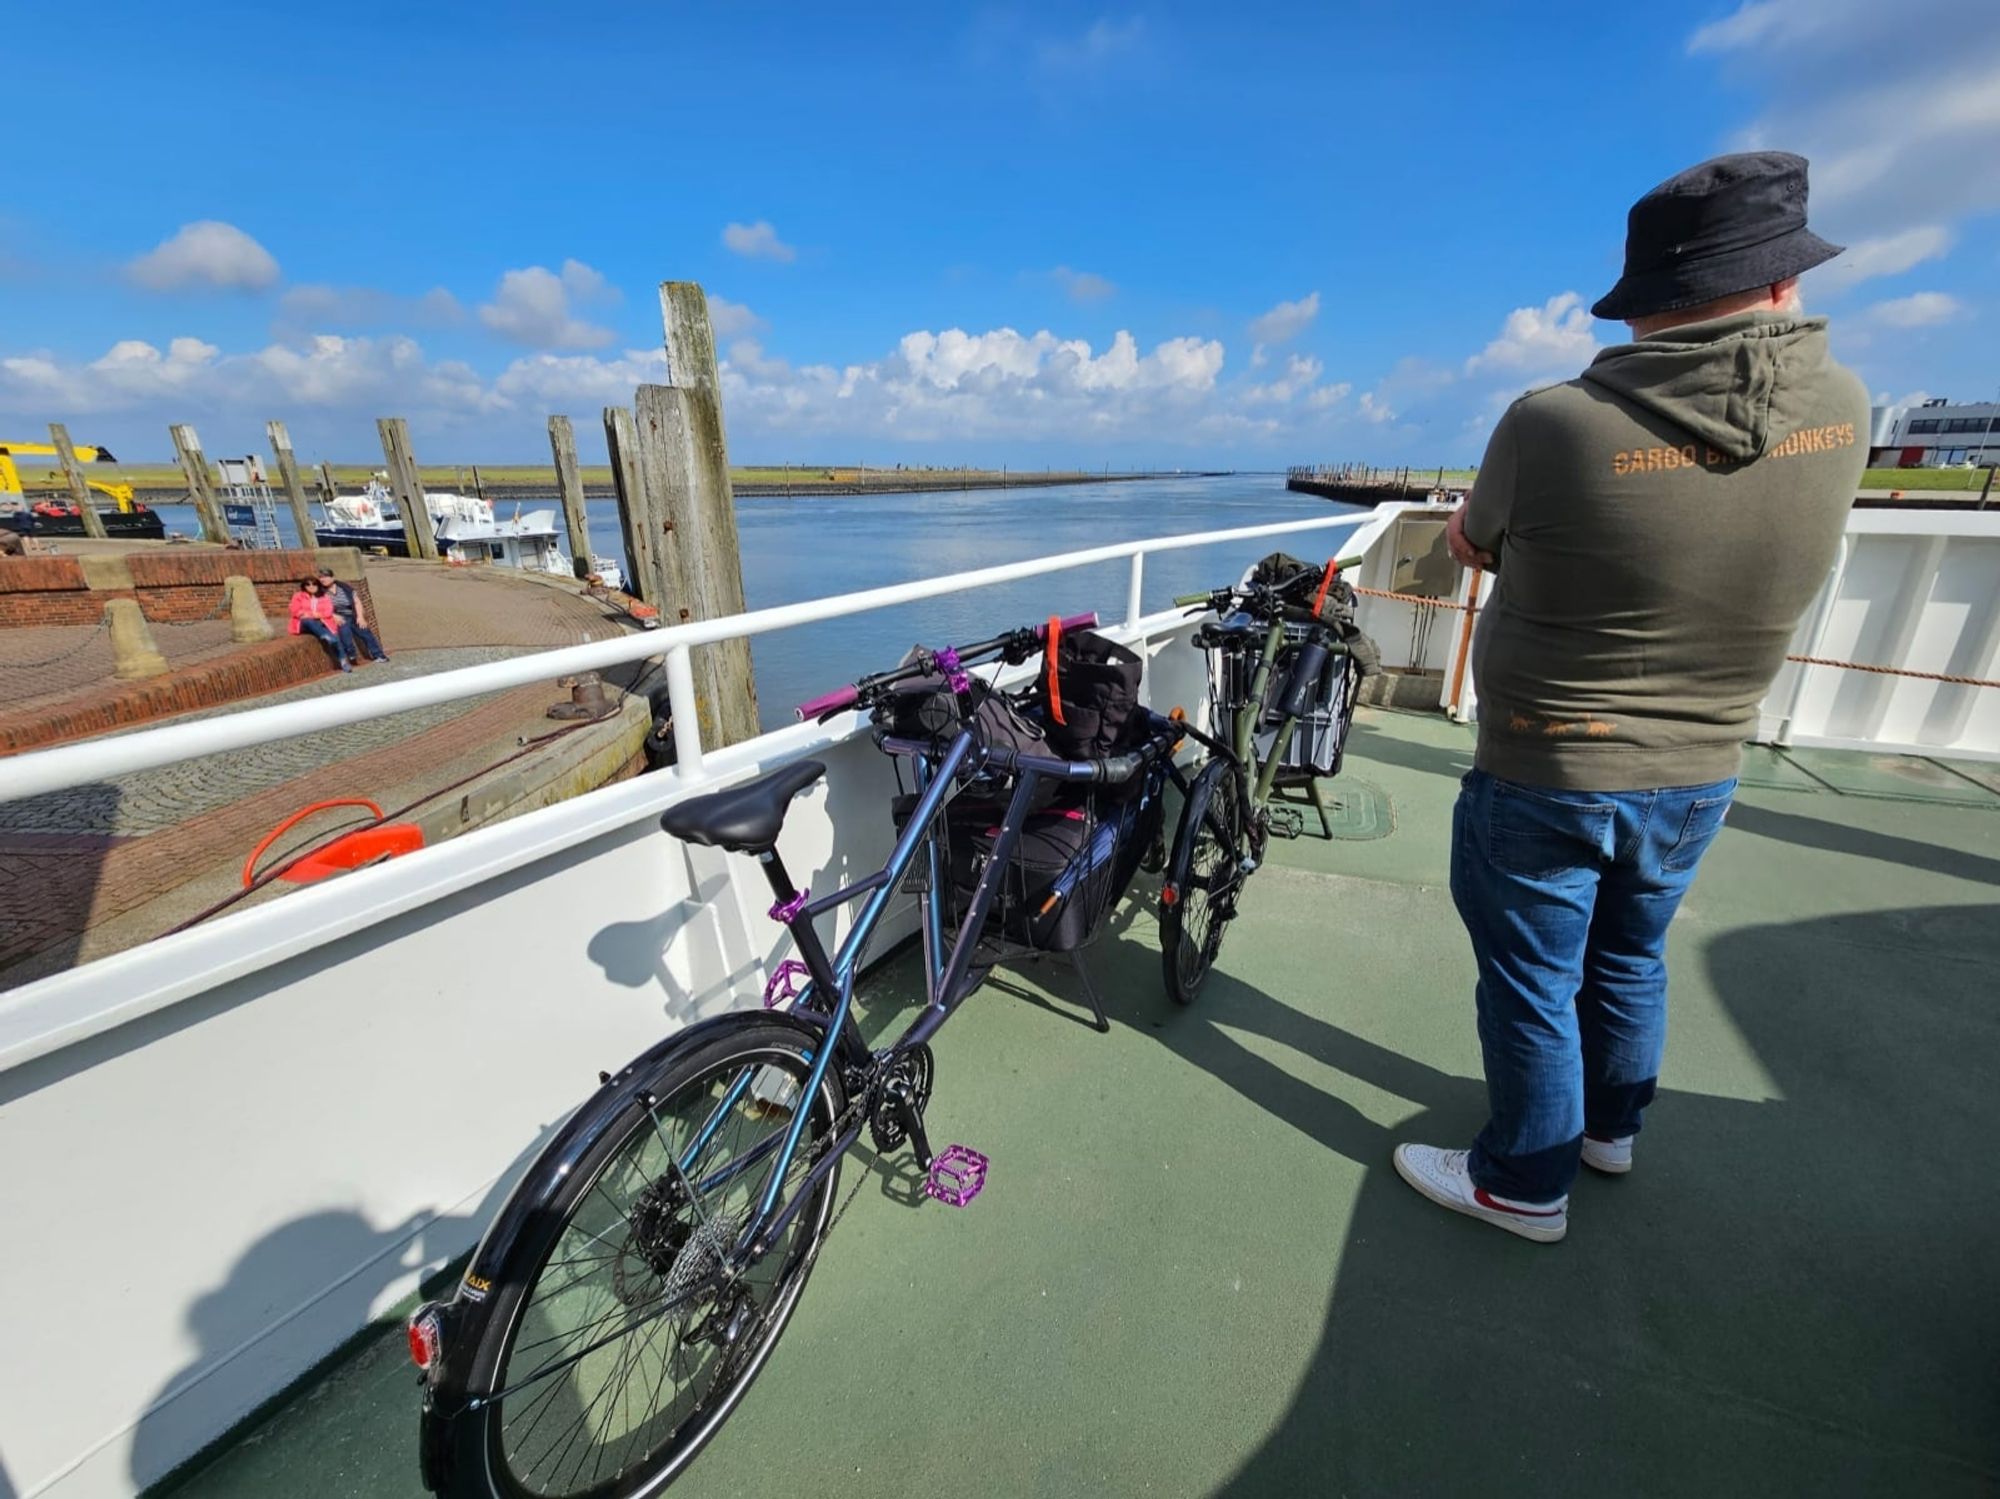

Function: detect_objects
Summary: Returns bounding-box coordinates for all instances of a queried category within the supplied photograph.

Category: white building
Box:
[1868,397,2000,467]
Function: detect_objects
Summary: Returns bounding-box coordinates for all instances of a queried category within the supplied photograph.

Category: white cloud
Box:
[1811,224,1955,292]
[1245,354,1329,405]
[477,260,616,350]
[125,221,279,292]
[707,295,766,338]
[1465,292,1599,375]
[0,333,499,423]
[1865,291,1964,328]
[1247,292,1320,351]
[722,221,797,262]
[1051,266,1117,303]
[1357,391,1396,424]
[1688,0,2000,235]
[1038,17,1144,70]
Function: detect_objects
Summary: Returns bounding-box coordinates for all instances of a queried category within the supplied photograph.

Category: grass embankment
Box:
[1860,467,1989,491]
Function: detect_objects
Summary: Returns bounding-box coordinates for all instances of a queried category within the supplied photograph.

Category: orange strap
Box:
[1044,614,1067,725]
[1311,558,1339,619]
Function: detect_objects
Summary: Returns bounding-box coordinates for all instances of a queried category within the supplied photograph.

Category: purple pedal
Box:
[924,1144,990,1208]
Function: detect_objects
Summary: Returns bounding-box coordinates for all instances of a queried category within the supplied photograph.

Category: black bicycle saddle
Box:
[659,759,826,853]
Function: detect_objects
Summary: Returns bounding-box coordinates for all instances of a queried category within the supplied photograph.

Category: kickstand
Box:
[1306,777,1335,840]
[1069,950,1111,1034]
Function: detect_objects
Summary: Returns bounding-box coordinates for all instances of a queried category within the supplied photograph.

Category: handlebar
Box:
[794,610,1099,722]
[1178,554,1365,622]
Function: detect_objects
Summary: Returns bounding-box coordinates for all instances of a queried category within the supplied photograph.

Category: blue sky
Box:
[3,0,1994,467]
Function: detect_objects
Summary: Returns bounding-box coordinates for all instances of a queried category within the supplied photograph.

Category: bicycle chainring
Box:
[868,1044,936,1154]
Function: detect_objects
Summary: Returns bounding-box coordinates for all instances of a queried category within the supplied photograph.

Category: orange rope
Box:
[1782,656,1999,690]
[1347,586,1996,688]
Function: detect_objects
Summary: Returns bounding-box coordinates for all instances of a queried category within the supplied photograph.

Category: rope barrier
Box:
[1346,584,1997,688]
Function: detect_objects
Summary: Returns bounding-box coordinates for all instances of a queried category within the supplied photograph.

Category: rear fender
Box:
[431,1008,839,1396]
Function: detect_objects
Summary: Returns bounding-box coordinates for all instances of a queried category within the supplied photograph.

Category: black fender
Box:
[427,1007,841,1403]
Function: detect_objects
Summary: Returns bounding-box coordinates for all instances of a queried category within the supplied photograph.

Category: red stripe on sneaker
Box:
[1474,1188,1563,1217]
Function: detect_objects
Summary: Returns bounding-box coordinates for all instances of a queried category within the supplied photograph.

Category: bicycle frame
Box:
[680,725,1140,1261]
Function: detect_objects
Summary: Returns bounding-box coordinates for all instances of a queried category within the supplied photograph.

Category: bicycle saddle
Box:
[659,759,826,853]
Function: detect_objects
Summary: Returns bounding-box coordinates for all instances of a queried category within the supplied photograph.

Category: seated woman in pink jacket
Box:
[288,575,355,672]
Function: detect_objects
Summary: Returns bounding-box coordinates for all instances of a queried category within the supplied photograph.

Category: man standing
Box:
[1394,153,1868,1242]
[318,566,390,664]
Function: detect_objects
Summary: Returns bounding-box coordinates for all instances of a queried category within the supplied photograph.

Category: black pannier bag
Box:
[1036,621,1145,762]
[939,773,1166,952]
[872,672,1049,758]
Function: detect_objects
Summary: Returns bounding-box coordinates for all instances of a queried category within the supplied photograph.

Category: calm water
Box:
[146,475,1363,729]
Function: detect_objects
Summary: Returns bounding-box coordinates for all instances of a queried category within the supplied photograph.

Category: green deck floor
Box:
[162,712,2000,1497]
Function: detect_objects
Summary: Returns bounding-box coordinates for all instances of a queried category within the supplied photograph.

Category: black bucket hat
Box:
[1591,151,1843,321]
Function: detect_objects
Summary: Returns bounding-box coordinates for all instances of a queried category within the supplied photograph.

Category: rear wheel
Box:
[432,1018,846,1498]
[1159,756,1248,1005]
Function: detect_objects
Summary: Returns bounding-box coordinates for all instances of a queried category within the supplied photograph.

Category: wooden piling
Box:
[318,461,340,508]
[545,415,594,579]
[375,418,438,560]
[167,423,228,542]
[634,280,759,747]
[265,420,319,549]
[47,423,108,539]
[603,404,667,609]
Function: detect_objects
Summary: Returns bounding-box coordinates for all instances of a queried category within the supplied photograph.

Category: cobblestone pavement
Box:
[0,561,641,981]
[0,647,536,836]
[0,618,240,713]
[0,679,558,975]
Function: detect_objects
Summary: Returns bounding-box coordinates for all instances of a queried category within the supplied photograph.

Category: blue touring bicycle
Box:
[412,611,1183,1498]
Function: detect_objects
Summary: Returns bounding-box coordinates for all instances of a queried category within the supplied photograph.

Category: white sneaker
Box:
[1392,1143,1568,1243]
[1581,1134,1633,1175]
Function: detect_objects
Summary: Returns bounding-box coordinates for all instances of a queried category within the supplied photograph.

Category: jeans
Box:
[343,621,387,659]
[1450,767,1737,1202]
[298,618,353,663]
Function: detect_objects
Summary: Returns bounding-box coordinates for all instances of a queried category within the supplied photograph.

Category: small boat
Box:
[315,475,623,590]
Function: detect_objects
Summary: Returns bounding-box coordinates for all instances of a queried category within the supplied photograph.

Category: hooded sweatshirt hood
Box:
[1580,310,1833,462]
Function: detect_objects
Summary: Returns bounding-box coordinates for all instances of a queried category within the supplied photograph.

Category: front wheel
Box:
[1159,756,1248,1006]
[425,1016,846,1498]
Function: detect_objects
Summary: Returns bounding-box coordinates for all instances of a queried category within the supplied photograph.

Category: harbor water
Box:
[139,475,1364,728]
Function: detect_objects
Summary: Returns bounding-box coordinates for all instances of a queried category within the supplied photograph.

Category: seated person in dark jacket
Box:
[317,567,389,663]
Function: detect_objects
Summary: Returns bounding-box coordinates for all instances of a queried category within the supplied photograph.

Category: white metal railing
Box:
[0,508,1396,1074]
[0,509,1395,803]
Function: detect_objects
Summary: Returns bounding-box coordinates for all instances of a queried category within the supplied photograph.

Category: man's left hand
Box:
[1446,504,1495,571]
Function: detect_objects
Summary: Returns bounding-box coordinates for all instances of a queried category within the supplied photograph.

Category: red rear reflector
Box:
[1160,883,1179,907]
[408,1311,442,1370]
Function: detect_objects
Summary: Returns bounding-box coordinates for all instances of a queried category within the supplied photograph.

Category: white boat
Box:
[316,475,625,591]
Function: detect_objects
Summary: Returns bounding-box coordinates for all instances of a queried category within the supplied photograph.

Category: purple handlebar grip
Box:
[794,684,860,721]
[1044,611,1097,637]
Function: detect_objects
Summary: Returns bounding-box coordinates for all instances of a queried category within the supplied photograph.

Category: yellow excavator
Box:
[0,440,165,539]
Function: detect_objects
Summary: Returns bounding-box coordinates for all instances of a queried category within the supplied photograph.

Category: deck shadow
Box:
[1727,799,2000,886]
[1077,902,2000,1495]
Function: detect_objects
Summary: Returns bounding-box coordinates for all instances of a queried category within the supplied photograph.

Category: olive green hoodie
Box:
[1463,310,1868,791]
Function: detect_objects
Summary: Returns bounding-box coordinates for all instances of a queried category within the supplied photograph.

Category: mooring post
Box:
[375,418,438,560]
[545,415,594,579]
[47,423,109,539]
[318,461,340,508]
[167,423,228,542]
[603,404,667,609]
[265,419,318,549]
[631,280,759,748]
